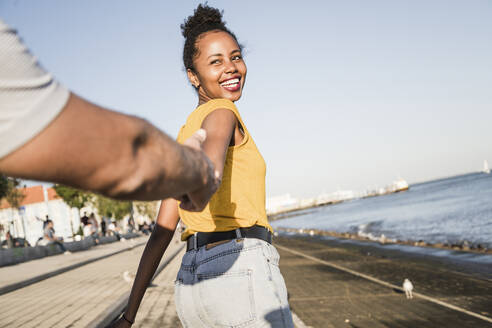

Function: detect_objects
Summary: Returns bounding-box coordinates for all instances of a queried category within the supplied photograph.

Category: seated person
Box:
[43,220,70,254]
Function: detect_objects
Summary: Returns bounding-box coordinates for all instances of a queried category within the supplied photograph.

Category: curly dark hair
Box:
[181,3,241,72]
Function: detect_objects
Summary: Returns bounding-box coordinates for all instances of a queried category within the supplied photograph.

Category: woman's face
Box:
[188,30,247,103]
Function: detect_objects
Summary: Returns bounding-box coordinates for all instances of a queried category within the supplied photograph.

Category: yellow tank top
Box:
[176,99,272,240]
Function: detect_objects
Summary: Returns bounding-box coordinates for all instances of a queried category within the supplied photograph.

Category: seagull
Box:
[403,278,414,299]
[123,271,135,283]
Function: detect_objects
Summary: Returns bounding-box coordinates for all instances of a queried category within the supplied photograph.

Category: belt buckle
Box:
[235,228,242,240]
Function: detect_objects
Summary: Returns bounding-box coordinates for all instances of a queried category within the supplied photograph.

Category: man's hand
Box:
[177,129,220,212]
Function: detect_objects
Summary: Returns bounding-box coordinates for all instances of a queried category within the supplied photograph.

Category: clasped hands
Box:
[176,129,220,212]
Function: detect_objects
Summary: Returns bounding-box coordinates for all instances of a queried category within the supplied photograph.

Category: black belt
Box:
[186,225,272,252]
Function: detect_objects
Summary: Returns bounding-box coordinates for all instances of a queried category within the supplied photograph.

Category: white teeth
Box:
[220,78,239,86]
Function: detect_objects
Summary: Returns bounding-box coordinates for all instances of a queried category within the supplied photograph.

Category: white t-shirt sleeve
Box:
[0,19,69,159]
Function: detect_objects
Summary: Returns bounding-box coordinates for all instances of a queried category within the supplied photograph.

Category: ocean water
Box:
[271,173,492,249]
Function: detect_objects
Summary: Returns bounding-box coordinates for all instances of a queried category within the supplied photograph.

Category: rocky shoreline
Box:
[274,227,491,255]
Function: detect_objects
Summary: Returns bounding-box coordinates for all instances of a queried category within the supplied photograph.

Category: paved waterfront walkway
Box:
[0,236,148,295]
[275,235,492,328]
[0,232,310,328]
[5,232,486,327]
[0,234,183,328]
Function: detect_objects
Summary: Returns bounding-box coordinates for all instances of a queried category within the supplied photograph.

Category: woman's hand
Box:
[118,224,176,328]
[106,316,132,328]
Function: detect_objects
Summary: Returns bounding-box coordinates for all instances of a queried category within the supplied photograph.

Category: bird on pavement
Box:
[403,278,414,299]
[123,270,135,283]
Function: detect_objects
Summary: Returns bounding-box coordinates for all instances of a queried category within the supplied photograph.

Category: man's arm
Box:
[0,93,216,203]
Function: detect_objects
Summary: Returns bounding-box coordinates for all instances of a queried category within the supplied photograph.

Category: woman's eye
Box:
[232,55,242,61]
[211,59,221,65]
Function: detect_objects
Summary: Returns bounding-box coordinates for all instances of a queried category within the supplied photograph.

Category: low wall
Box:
[0,233,140,267]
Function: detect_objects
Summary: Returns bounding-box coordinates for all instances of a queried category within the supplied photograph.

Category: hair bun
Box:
[181,3,226,39]
[181,3,241,70]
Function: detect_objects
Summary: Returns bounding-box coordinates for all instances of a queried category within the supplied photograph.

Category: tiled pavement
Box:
[5,233,486,327]
[0,235,183,328]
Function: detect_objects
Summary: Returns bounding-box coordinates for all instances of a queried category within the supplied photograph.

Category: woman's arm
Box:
[114,108,238,324]
[178,108,238,211]
[111,198,180,327]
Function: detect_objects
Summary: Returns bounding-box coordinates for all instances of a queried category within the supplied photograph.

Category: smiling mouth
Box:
[220,78,241,91]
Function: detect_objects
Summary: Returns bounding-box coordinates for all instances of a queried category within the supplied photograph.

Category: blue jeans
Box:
[49,240,67,252]
[175,238,294,327]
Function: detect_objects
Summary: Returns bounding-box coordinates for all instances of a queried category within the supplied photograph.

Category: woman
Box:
[113,4,294,327]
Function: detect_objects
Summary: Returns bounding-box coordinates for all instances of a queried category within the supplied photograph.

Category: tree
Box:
[94,195,132,221]
[134,201,159,221]
[0,176,25,208]
[53,184,91,211]
[0,176,26,238]
[0,175,8,199]
[53,184,93,235]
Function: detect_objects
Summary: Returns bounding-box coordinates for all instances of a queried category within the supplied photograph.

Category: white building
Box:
[266,194,300,215]
[316,190,355,205]
[0,186,79,246]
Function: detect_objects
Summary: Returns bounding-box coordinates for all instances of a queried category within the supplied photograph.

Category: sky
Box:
[2,0,491,198]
